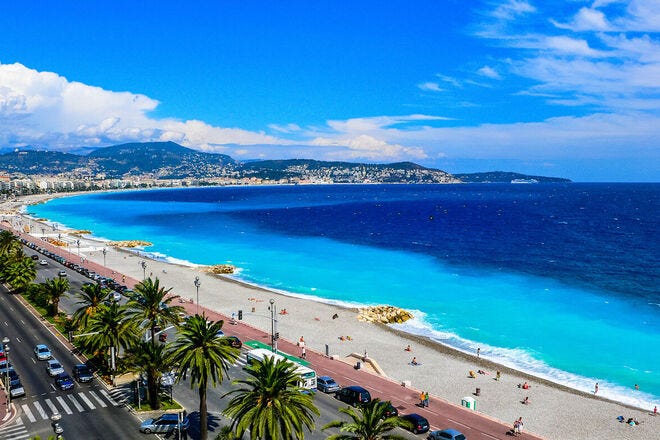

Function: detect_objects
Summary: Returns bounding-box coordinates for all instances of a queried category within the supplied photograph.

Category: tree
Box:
[0,229,20,258]
[79,302,138,373]
[72,282,110,330]
[170,315,239,440]
[215,425,243,440]
[322,399,411,440]
[128,277,184,345]
[125,340,174,410]
[2,255,36,292]
[40,276,70,317]
[222,355,319,440]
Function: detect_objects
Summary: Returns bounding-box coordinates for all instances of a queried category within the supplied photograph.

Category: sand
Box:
[7,194,659,440]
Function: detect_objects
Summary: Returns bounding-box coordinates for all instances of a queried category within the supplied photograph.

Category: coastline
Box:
[7,192,659,440]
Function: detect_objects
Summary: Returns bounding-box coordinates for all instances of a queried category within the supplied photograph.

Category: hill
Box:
[454,171,571,183]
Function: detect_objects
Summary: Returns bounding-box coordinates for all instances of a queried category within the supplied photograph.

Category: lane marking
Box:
[78,392,96,410]
[21,404,36,423]
[68,394,85,412]
[45,398,58,415]
[100,389,119,406]
[33,401,48,420]
[89,390,107,407]
[56,396,73,415]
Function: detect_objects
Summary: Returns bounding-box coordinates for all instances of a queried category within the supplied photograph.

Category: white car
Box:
[34,344,52,360]
[39,260,48,266]
[46,359,65,377]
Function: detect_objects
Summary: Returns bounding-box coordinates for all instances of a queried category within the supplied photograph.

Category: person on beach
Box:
[411,357,418,365]
[405,344,411,351]
[522,396,530,405]
[594,382,599,394]
[496,370,501,381]
[653,405,657,416]
[477,347,481,358]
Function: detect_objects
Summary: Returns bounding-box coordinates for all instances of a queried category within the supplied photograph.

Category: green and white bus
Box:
[245,348,317,391]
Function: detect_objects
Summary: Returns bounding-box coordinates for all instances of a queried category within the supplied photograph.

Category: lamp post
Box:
[269,299,277,353]
[2,337,10,407]
[140,261,147,280]
[102,248,107,267]
[76,239,80,255]
[51,412,64,439]
[194,277,201,314]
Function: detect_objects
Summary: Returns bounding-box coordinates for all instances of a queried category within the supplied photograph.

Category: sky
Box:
[0,1,658,181]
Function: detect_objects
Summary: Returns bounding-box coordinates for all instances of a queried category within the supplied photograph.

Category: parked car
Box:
[400,414,430,434]
[72,364,94,383]
[34,344,53,360]
[317,376,340,393]
[378,400,399,418]
[428,429,467,440]
[58,270,67,277]
[46,359,65,376]
[9,378,25,398]
[223,336,242,348]
[335,385,371,406]
[139,413,190,434]
[55,373,75,391]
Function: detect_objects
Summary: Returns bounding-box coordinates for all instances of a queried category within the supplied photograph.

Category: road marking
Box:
[32,401,48,420]
[56,396,73,414]
[45,398,58,415]
[16,336,21,342]
[20,319,26,325]
[78,392,96,410]
[88,390,107,407]
[21,404,36,423]
[68,394,85,412]
[447,418,471,429]
[100,389,119,406]
[481,433,499,439]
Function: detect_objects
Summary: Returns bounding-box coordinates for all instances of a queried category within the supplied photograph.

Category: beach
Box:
[6,193,659,440]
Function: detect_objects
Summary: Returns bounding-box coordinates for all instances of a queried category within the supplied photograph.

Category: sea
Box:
[28,183,659,410]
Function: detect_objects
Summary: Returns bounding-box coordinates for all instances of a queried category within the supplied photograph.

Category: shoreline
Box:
[8,192,660,440]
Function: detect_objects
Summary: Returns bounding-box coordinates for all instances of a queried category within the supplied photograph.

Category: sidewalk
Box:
[0,384,14,427]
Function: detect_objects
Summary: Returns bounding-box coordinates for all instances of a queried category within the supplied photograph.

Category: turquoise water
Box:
[27,185,659,410]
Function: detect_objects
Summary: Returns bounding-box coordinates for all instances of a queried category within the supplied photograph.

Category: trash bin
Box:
[461,396,476,410]
[475,387,481,396]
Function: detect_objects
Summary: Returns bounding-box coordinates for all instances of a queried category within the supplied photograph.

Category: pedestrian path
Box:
[0,416,29,440]
[18,389,119,423]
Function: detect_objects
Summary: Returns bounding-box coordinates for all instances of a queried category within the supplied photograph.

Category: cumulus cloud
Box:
[0,62,284,151]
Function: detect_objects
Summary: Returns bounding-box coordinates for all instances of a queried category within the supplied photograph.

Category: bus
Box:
[245,348,317,391]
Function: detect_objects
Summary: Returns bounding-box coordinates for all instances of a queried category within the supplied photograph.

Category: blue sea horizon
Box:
[28,183,660,410]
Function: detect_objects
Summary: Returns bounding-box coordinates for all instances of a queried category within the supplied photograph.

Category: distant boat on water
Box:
[511,178,539,184]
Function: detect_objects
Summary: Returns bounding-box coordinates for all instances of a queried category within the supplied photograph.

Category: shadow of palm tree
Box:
[177,411,222,440]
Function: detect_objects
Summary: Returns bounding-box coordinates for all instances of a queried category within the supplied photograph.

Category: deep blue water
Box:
[29,183,660,409]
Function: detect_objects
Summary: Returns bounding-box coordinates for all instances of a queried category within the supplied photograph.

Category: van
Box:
[335,385,371,406]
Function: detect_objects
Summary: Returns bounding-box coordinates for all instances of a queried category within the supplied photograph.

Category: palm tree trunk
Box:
[199,385,208,440]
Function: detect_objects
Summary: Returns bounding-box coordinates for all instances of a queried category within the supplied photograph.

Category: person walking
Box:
[301,346,306,359]
[594,382,599,394]
[424,391,429,407]
[419,391,425,407]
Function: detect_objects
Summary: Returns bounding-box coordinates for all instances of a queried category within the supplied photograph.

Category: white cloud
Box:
[551,7,611,31]
[477,65,502,79]
[417,82,444,92]
[267,123,301,133]
[491,0,536,20]
[0,62,285,151]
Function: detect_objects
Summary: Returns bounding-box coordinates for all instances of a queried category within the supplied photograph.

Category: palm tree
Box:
[79,302,138,374]
[0,229,20,257]
[125,340,175,410]
[215,425,243,440]
[170,315,240,440]
[323,399,411,440]
[72,282,110,329]
[40,276,70,317]
[222,355,319,440]
[2,255,37,293]
[128,277,184,345]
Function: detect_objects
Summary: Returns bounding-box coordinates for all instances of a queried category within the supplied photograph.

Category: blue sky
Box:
[0,1,658,181]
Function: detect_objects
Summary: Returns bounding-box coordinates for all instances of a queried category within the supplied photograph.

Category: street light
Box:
[102,248,107,267]
[268,299,278,353]
[2,337,10,407]
[76,239,80,255]
[194,277,201,314]
[51,412,64,439]
[140,261,147,280]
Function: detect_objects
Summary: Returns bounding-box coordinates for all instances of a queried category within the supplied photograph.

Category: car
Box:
[400,413,430,434]
[72,364,94,383]
[46,359,65,376]
[428,429,467,440]
[139,413,190,434]
[215,329,225,337]
[31,254,39,260]
[55,373,75,391]
[39,260,48,265]
[9,378,25,398]
[378,400,399,418]
[34,344,53,360]
[58,270,67,277]
[335,385,371,406]
[223,335,242,348]
[317,376,341,393]
[108,291,121,302]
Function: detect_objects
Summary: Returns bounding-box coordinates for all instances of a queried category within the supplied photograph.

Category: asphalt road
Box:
[0,254,142,440]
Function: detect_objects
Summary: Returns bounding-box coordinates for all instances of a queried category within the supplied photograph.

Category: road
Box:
[0,255,142,440]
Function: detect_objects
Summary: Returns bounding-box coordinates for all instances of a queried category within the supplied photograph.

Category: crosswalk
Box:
[0,417,28,440]
[18,389,119,423]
